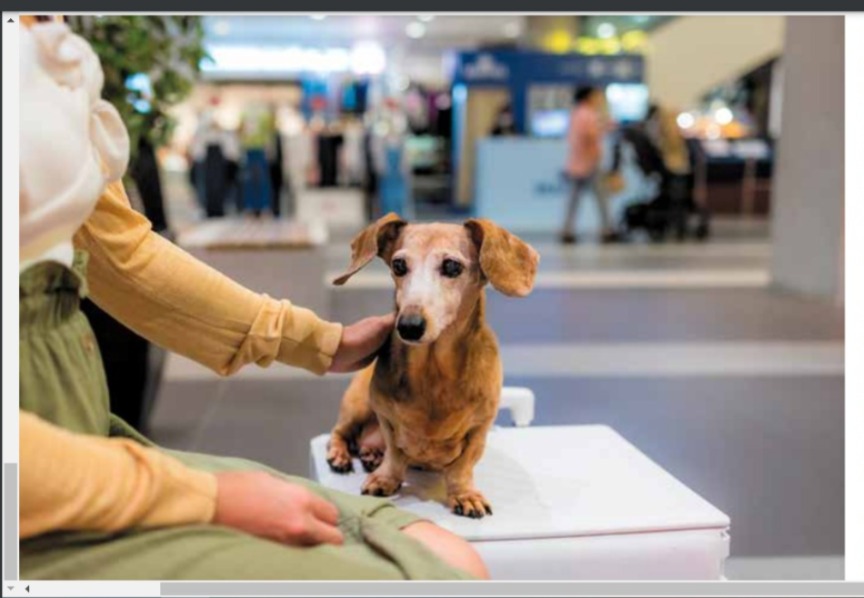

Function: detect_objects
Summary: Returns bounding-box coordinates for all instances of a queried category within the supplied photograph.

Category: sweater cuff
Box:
[276,302,344,376]
[142,448,218,527]
[169,467,218,525]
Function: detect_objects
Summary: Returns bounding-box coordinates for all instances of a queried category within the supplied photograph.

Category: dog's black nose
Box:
[397,314,426,342]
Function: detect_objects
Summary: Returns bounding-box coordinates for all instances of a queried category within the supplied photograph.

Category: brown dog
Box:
[326,213,539,518]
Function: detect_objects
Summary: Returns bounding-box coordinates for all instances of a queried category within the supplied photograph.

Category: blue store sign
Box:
[452,50,644,86]
[451,49,644,136]
[459,53,511,83]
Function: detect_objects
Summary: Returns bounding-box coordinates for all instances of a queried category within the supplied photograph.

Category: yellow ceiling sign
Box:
[574,31,648,55]
[542,30,575,54]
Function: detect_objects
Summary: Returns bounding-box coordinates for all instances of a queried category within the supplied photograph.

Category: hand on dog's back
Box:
[329,313,395,373]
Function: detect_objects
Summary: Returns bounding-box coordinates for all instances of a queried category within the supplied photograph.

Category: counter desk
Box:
[473,136,650,235]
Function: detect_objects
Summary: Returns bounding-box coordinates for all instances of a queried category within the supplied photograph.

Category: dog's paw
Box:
[361,472,402,497]
[448,490,492,519]
[326,445,354,474]
[359,447,384,472]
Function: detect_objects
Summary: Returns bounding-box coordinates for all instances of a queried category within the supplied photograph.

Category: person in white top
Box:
[19,20,130,270]
[18,17,488,582]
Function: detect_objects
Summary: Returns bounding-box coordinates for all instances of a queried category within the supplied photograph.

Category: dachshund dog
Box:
[326,213,539,518]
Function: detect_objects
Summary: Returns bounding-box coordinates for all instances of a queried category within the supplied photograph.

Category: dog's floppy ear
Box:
[464,218,539,297]
[333,213,406,285]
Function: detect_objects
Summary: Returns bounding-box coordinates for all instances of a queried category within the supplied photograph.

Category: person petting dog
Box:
[18,16,486,580]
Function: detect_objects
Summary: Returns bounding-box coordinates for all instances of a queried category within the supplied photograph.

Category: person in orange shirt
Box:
[561,86,620,245]
[18,16,486,581]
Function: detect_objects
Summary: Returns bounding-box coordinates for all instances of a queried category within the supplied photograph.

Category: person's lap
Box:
[20,447,475,581]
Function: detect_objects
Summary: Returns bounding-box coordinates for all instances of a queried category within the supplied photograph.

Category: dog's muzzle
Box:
[397,313,426,342]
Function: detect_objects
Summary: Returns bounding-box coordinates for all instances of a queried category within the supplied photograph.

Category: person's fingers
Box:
[304,516,345,546]
[329,313,396,373]
[350,353,378,371]
[307,492,341,526]
[376,312,397,328]
[364,315,394,348]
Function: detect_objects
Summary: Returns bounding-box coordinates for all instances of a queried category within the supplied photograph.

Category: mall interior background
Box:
[73,15,844,579]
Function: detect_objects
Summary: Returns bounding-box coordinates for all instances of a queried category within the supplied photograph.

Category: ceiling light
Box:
[201,45,352,75]
[418,15,435,22]
[213,20,231,36]
[714,107,734,125]
[310,14,327,20]
[676,112,695,129]
[406,21,426,39]
[503,21,521,38]
[597,23,616,39]
[350,41,386,75]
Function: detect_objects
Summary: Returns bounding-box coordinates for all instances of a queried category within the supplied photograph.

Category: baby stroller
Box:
[613,126,710,242]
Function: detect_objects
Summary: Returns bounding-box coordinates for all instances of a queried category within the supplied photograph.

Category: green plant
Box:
[68,16,209,158]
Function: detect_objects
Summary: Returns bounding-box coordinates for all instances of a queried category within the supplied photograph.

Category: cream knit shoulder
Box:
[19,22,129,270]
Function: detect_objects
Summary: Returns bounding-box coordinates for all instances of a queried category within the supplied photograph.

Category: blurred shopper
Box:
[18,18,486,582]
[342,117,365,186]
[373,101,411,218]
[361,112,380,222]
[490,102,517,137]
[317,121,344,188]
[612,108,709,241]
[268,111,285,218]
[646,104,708,239]
[190,107,240,218]
[645,104,690,178]
[561,86,619,244]
[282,124,314,219]
[239,103,275,217]
[645,103,694,210]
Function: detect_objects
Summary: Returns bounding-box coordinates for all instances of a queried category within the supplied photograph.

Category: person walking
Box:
[561,86,620,244]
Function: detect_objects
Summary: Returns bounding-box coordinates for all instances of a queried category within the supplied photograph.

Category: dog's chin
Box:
[396,335,434,347]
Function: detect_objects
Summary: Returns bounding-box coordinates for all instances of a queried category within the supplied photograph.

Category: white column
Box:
[770,16,844,302]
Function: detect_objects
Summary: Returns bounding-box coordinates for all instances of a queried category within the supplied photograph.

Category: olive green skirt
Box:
[19,254,472,580]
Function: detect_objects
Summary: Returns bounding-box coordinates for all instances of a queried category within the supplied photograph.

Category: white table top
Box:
[310,425,730,542]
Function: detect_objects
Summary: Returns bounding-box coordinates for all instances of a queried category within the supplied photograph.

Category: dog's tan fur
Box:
[327,214,539,518]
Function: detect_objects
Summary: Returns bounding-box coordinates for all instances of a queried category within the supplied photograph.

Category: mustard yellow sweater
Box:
[20,180,343,539]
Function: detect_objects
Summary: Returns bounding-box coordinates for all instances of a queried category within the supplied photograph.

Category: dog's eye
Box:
[441,259,464,278]
[392,258,408,277]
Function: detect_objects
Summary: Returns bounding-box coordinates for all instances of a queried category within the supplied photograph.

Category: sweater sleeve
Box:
[73,180,343,376]
[19,411,216,539]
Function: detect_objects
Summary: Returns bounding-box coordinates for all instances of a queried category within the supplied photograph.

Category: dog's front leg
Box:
[361,417,407,497]
[444,425,492,518]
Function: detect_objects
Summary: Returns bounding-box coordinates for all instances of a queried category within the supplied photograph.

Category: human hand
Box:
[329,313,395,373]
[213,471,343,547]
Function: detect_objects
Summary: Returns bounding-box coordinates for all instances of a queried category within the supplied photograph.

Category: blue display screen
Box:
[606,83,650,124]
[530,109,571,138]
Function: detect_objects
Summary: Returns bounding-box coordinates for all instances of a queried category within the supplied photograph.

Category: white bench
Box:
[309,387,730,580]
